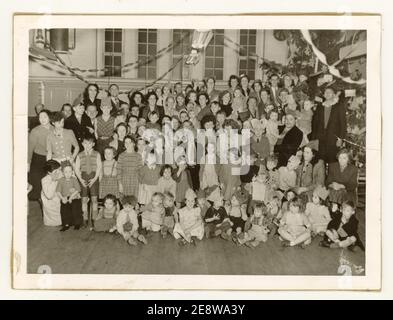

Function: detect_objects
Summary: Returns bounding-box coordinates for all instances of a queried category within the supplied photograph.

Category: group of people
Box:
[27,70,364,250]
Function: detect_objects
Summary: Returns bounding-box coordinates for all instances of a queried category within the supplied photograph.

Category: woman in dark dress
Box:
[274,111,303,167]
[82,83,101,110]
[310,86,347,164]
[326,148,358,206]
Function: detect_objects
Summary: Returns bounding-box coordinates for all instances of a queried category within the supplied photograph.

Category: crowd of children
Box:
[28,72,364,252]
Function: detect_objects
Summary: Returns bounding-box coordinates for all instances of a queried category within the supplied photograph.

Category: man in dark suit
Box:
[275,110,304,167]
[64,103,91,151]
[108,84,126,116]
[269,73,281,107]
[310,87,347,164]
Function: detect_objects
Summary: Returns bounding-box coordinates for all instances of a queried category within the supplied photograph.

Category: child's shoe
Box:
[281,240,291,247]
[214,229,222,237]
[60,225,70,232]
[319,240,331,248]
[108,227,117,234]
[138,235,148,245]
[221,232,231,241]
[127,238,138,246]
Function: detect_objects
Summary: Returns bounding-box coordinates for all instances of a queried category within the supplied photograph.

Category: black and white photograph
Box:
[13,14,381,290]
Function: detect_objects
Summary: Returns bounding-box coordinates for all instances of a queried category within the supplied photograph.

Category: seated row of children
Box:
[84,183,363,251]
[52,132,363,251]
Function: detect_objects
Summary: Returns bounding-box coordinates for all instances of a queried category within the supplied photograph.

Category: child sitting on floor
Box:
[278,196,312,248]
[161,191,178,238]
[116,195,147,246]
[236,203,269,247]
[305,185,331,236]
[196,189,210,219]
[173,189,204,246]
[94,194,119,233]
[141,192,165,233]
[264,196,281,238]
[320,201,365,251]
[204,193,231,239]
[221,190,249,240]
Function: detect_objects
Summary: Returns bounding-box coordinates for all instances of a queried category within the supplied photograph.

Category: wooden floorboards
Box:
[27,201,365,275]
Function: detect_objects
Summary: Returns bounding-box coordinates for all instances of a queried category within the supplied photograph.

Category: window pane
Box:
[138,44,146,55]
[148,68,156,79]
[114,66,121,77]
[114,31,122,41]
[249,71,255,79]
[205,69,214,78]
[215,34,224,45]
[104,55,112,65]
[105,42,112,52]
[240,30,247,36]
[114,56,121,66]
[215,58,223,69]
[215,46,223,57]
[105,30,113,41]
[148,44,157,54]
[239,48,247,57]
[249,35,256,45]
[149,31,157,43]
[205,57,214,69]
[114,42,122,52]
[249,45,256,54]
[249,29,256,35]
[215,70,223,80]
[138,31,147,43]
[239,59,247,69]
[240,35,248,45]
[249,59,256,69]
[216,29,224,34]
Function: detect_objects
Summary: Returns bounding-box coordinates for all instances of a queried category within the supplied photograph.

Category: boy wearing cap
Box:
[204,192,231,238]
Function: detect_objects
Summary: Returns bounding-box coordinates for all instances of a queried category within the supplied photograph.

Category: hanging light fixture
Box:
[185,29,213,65]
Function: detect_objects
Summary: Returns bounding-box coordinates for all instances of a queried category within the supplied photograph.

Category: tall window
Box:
[238,29,257,79]
[172,29,192,80]
[138,29,157,79]
[104,29,123,77]
[204,29,224,80]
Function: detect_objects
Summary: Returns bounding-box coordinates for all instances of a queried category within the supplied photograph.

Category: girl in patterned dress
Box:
[99,146,119,199]
[278,196,312,248]
[138,152,161,205]
[117,136,143,199]
[96,102,115,156]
